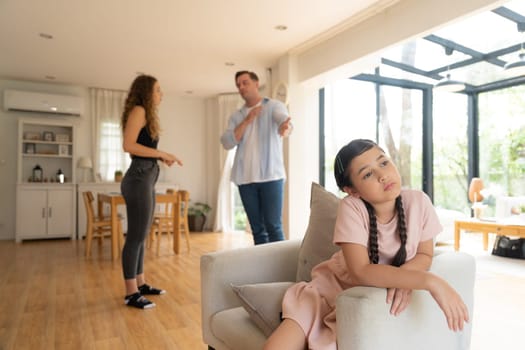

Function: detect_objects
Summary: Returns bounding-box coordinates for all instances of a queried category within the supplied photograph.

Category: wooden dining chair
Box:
[178,190,191,252]
[82,191,124,257]
[148,190,178,255]
[148,189,191,255]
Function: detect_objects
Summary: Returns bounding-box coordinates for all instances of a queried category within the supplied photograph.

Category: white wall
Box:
[0,78,208,240]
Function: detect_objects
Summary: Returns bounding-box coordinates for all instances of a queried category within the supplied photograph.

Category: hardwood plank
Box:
[0,232,252,350]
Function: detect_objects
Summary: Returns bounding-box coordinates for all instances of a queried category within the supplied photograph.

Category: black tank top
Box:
[137,127,158,149]
[131,127,159,161]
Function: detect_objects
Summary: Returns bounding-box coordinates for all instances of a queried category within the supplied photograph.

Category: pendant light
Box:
[504,24,525,77]
[434,66,466,92]
[434,46,466,92]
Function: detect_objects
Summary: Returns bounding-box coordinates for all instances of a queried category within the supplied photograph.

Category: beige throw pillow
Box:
[296,182,341,282]
[231,281,294,337]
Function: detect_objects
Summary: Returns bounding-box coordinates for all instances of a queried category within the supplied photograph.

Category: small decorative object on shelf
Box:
[55,134,70,142]
[56,169,65,183]
[114,170,123,182]
[58,144,69,156]
[25,143,35,154]
[32,164,43,182]
[24,132,40,141]
[42,131,54,142]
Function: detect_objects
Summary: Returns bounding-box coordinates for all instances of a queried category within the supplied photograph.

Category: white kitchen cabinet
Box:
[16,184,76,242]
[16,117,77,242]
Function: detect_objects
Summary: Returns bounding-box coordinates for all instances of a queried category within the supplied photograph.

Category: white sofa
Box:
[200,184,476,350]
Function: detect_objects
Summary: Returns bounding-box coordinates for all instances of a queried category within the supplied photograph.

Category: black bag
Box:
[492,235,525,259]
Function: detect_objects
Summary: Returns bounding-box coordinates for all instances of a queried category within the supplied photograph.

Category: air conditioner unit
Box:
[3,89,84,116]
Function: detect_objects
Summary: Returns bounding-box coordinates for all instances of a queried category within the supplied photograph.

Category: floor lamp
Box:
[77,156,93,183]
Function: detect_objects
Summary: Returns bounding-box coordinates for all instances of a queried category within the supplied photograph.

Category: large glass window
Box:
[478,85,525,215]
[433,92,469,212]
[323,79,376,194]
[322,79,423,194]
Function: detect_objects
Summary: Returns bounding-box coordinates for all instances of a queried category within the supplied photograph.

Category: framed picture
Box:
[25,143,35,154]
[43,131,54,142]
[58,144,69,156]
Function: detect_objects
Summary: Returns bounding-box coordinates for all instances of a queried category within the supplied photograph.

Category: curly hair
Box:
[334,139,407,266]
[121,74,160,140]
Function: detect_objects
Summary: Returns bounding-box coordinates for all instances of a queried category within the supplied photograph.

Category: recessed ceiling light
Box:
[274,25,287,31]
[39,33,53,39]
[225,62,235,66]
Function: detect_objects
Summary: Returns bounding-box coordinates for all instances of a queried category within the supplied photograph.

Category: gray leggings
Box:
[121,158,159,280]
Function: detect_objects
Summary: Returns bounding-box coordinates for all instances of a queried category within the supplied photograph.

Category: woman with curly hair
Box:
[120,74,182,309]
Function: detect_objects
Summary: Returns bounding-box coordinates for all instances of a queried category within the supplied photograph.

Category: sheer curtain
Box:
[89,88,128,181]
[212,93,243,232]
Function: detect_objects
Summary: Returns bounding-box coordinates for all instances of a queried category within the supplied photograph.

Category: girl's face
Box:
[345,146,401,205]
[152,81,163,106]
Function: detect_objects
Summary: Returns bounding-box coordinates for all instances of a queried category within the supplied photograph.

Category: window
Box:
[478,85,525,215]
[99,121,129,181]
[322,79,424,195]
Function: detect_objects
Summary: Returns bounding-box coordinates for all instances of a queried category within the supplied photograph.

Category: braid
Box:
[391,196,408,267]
[364,196,407,266]
[363,201,379,264]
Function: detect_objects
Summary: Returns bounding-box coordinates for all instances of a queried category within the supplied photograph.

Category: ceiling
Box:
[0,0,387,98]
[365,0,525,92]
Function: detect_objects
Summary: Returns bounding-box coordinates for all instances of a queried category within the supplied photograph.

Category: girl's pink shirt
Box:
[333,189,442,265]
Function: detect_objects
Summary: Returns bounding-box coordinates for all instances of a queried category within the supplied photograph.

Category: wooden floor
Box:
[1,232,524,350]
[0,232,253,350]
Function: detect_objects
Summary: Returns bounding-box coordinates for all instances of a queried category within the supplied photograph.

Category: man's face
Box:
[236,73,258,101]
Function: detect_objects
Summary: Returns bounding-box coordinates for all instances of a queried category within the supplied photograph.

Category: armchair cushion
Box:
[296,183,341,282]
[231,281,294,337]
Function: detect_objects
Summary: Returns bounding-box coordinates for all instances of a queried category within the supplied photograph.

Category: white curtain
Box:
[212,93,243,232]
[89,88,128,181]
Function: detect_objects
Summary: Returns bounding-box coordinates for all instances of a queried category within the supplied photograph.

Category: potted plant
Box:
[188,202,211,232]
[114,170,123,182]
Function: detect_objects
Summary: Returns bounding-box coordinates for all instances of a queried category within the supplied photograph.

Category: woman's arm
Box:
[341,242,469,331]
[123,106,182,166]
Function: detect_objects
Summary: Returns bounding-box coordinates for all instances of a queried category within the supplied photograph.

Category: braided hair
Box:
[334,139,407,266]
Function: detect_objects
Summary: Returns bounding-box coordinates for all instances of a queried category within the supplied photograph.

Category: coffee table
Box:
[454,218,525,251]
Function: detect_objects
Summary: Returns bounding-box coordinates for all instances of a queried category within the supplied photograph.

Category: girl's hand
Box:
[386,288,412,316]
[429,276,469,331]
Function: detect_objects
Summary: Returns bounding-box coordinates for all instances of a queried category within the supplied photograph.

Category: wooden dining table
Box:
[98,192,181,260]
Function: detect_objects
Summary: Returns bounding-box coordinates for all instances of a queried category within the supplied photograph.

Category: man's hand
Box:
[279,117,293,137]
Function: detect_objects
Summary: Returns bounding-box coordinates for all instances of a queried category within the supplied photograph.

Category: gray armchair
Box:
[200,240,475,350]
[200,184,475,349]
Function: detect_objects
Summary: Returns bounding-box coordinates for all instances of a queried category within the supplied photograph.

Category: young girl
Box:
[120,74,182,309]
[264,139,469,349]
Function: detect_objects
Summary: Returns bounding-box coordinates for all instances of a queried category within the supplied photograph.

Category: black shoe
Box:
[125,292,156,309]
[139,283,166,295]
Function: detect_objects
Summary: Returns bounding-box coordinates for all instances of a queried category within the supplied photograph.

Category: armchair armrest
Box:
[336,252,475,350]
[200,239,301,345]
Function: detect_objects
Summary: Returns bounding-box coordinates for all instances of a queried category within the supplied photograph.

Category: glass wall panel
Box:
[323,80,423,194]
[323,79,376,194]
[433,92,469,213]
[478,85,525,216]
